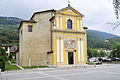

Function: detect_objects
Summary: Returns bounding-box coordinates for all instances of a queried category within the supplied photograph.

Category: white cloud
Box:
[0,0,119,35]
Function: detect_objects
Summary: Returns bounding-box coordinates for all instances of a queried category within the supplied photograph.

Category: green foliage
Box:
[0,44,7,71]
[87,48,107,59]
[0,16,22,45]
[86,62,96,65]
[0,26,19,44]
[23,66,48,69]
[113,0,120,19]
[87,30,118,40]
[0,16,120,50]
[87,48,94,58]
[10,59,16,63]
[5,61,20,70]
[0,16,22,25]
[87,30,120,49]
[110,42,120,58]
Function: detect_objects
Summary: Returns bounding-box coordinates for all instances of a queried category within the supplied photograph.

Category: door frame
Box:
[67,52,75,66]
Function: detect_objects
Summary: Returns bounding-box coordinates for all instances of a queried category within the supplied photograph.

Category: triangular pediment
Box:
[56,6,84,17]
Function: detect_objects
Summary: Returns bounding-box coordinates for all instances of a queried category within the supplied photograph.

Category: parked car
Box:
[111,57,120,61]
[92,60,102,65]
[102,58,111,62]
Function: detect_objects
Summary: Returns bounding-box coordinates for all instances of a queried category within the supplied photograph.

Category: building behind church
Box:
[18,5,88,67]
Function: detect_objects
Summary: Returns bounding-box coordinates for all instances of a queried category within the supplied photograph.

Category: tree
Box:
[87,48,93,58]
[87,48,108,59]
[110,42,120,58]
[0,44,6,71]
[113,0,120,19]
[99,49,107,57]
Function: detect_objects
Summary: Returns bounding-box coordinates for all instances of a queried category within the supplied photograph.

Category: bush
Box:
[0,45,6,71]
[0,61,5,71]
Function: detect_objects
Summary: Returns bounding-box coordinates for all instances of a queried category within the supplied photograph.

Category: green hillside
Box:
[87,30,120,49]
[87,30,118,40]
[0,16,22,45]
[0,16,120,49]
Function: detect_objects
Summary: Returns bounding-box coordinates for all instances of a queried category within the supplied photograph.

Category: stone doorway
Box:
[68,52,74,65]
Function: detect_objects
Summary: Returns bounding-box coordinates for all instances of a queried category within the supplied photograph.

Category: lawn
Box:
[23,66,48,69]
[5,61,21,70]
[86,62,96,65]
[10,59,16,64]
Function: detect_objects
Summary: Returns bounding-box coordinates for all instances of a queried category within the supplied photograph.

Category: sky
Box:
[0,0,120,36]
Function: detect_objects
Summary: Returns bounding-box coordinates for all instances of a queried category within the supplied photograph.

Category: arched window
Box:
[67,19,72,29]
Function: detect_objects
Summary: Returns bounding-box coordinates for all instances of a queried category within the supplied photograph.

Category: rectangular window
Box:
[28,25,32,32]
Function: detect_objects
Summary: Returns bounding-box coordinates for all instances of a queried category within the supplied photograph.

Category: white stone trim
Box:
[81,39,84,61]
[54,34,84,39]
[78,39,80,61]
[29,57,31,67]
[80,20,83,31]
[61,38,64,62]
[57,37,60,62]
[53,21,56,29]
[60,16,62,29]
[77,19,79,30]
[57,16,59,28]
[67,9,72,12]
[74,52,75,66]
[67,52,75,66]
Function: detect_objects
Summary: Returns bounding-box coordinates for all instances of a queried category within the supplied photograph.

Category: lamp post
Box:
[115,49,117,62]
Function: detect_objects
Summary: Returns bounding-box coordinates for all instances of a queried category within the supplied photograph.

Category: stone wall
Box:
[19,11,54,66]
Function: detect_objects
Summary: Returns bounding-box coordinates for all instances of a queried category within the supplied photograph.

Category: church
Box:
[18,4,88,67]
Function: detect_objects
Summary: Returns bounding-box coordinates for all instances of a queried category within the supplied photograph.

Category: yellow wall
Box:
[2,47,11,56]
[52,8,87,66]
[55,14,83,31]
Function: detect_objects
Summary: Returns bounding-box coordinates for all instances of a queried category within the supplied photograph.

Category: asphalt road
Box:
[1,64,120,80]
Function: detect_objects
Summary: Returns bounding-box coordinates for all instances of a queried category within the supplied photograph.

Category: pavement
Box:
[1,64,120,80]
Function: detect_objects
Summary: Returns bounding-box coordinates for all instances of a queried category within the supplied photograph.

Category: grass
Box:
[10,59,16,64]
[5,61,21,70]
[23,66,48,69]
[86,62,96,65]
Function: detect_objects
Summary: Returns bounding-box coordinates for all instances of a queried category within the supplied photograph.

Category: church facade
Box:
[18,5,88,67]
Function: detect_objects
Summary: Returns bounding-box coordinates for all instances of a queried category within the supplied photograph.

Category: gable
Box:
[56,6,84,17]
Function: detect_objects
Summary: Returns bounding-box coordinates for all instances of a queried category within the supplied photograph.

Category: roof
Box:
[19,6,85,30]
[21,20,36,23]
[56,5,84,17]
[19,20,36,30]
[30,9,56,20]
[19,9,55,30]
[10,46,18,52]
[49,16,55,21]
[83,27,88,29]
[2,44,11,47]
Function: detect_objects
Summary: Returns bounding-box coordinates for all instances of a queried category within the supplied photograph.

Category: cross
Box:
[68,1,70,7]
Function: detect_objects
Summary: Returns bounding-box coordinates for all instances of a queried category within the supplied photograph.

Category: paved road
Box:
[1,64,120,80]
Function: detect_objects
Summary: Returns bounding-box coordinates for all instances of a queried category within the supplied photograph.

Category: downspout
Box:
[50,11,53,67]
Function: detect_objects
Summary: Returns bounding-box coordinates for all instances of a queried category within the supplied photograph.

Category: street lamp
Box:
[115,49,117,62]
